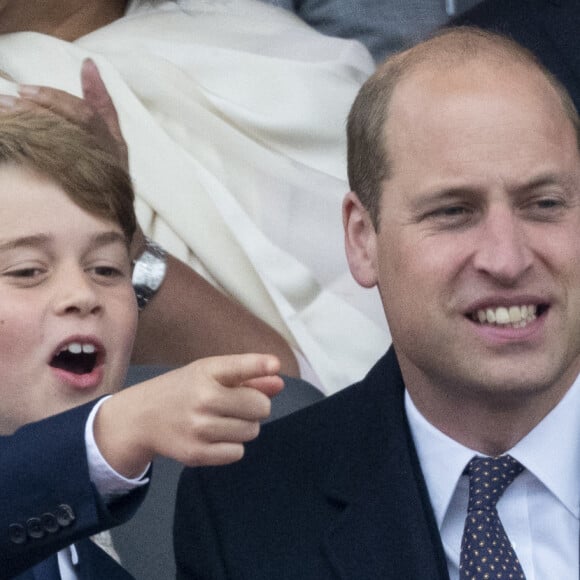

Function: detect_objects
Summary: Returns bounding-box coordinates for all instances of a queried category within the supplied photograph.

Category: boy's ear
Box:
[342,191,379,288]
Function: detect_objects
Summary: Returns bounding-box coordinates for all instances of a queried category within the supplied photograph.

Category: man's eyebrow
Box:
[510,172,571,193]
[409,172,574,209]
[409,186,480,210]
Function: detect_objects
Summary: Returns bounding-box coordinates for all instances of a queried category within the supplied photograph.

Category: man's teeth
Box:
[59,342,96,354]
[474,305,537,328]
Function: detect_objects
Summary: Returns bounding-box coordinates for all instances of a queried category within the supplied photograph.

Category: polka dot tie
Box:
[459,455,526,580]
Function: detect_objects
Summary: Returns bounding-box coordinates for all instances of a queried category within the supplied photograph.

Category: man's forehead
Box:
[385,59,569,146]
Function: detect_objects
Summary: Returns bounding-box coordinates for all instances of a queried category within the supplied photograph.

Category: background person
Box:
[450,0,580,114]
[261,0,480,61]
[0,0,386,393]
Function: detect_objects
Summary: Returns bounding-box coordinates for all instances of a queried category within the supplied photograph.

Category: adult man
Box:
[174,28,580,579]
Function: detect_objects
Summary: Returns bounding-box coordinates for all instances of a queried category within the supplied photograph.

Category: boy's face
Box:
[0,163,138,434]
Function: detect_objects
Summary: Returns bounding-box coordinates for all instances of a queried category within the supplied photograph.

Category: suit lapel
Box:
[318,350,449,580]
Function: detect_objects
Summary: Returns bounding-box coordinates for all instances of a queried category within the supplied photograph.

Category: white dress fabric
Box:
[0,0,390,393]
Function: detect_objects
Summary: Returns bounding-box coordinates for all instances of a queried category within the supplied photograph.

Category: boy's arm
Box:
[0,399,146,579]
[94,354,282,477]
[0,354,281,578]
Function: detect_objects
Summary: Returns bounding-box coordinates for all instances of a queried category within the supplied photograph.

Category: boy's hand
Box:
[94,354,283,478]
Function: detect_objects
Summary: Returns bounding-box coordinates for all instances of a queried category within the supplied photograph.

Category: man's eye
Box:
[533,197,565,210]
[425,205,473,223]
[438,206,468,216]
[525,196,568,221]
[419,203,477,231]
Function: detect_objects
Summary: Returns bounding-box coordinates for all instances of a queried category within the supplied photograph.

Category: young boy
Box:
[0,110,282,579]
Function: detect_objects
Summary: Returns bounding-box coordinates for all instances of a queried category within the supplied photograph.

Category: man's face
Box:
[346,62,580,416]
[0,164,138,434]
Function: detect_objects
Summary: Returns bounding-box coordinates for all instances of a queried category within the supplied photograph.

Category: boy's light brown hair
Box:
[0,110,136,242]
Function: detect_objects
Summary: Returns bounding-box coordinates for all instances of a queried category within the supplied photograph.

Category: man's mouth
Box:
[468,304,548,329]
[50,342,100,375]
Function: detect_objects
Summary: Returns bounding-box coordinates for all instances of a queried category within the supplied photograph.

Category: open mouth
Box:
[50,342,100,375]
[468,304,549,329]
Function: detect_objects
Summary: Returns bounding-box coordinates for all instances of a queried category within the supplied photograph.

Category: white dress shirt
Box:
[406,376,580,580]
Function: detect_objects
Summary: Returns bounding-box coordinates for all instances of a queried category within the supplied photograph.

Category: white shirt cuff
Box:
[85,396,150,502]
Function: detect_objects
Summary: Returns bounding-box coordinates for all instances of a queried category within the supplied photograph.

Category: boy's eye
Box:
[95,266,118,276]
[6,267,44,278]
[2,266,47,287]
[91,266,124,278]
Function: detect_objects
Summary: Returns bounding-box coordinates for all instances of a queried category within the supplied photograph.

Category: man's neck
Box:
[402,364,575,456]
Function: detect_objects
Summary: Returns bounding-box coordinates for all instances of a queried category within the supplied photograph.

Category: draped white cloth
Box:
[0,0,390,393]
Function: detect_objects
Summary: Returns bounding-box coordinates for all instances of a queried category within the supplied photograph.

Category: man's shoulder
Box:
[173,349,421,579]
[180,349,402,487]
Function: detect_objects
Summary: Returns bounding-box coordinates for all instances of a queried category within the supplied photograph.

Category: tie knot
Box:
[465,454,524,512]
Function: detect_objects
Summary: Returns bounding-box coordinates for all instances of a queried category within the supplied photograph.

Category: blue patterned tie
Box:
[460,455,526,580]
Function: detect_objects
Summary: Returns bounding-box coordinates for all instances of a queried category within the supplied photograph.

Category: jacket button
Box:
[26,517,45,539]
[55,504,76,527]
[8,523,27,544]
[41,513,59,534]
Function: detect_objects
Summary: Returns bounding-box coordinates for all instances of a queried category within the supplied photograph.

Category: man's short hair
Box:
[0,110,136,242]
[347,26,580,229]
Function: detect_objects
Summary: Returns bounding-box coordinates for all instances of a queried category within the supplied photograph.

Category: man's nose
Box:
[52,268,102,317]
[472,205,533,284]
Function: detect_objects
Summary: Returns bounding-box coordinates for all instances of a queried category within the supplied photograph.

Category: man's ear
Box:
[343,191,379,288]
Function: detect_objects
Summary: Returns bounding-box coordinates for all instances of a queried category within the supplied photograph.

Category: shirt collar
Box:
[405,375,580,528]
[509,375,580,519]
[405,390,474,528]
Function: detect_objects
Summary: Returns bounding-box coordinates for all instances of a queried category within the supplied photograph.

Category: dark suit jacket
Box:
[451,0,580,110]
[0,399,147,579]
[13,538,135,580]
[174,349,449,579]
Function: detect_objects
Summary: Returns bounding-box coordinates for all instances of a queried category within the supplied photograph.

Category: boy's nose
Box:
[53,269,102,317]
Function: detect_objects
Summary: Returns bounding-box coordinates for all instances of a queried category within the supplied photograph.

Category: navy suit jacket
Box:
[174,349,449,579]
[0,400,147,579]
[452,0,580,111]
[13,538,135,580]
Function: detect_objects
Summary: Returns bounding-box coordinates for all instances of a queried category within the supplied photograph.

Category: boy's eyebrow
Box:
[0,231,128,252]
[89,231,129,250]
[0,234,51,252]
